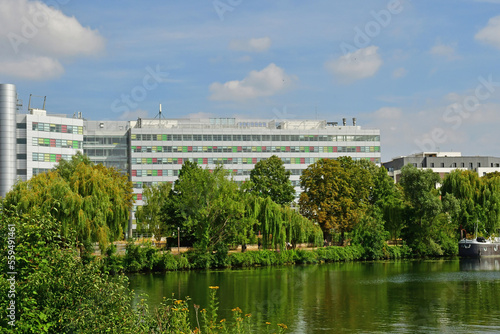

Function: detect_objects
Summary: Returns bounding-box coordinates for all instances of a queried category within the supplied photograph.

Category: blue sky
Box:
[1,0,500,161]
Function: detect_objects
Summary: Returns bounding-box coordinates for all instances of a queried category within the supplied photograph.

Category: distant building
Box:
[383,152,500,182]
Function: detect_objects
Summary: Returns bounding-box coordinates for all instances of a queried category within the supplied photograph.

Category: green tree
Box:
[52,151,93,180]
[135,182,172,242]
[479,174,500,235]
[299,157,372,242]
[440,170,482,234]
[168,163,252,252]
[372,166,405,242]
[249,155,295,205]
[3,157,133,253]
[247,195,323,250]
[0,209,136,332]
[399,164,453,255]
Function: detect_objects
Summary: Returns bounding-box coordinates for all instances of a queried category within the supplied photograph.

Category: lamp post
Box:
[177,226,180,254]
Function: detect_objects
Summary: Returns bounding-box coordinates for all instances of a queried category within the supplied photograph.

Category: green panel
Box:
[162,134,167,141]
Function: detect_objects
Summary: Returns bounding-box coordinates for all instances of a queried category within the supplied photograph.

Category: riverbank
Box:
[100,241,413,274]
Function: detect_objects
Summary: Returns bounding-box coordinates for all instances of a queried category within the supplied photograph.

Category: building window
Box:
[16,123,26,129]
[430,163,434,167]
[17,154,27,160]
[441,163,444,167]
[17,169,27,175]
[16,138,27,144]
[478,163,481,167]
[470,163,473,169]
[461,163,465,167]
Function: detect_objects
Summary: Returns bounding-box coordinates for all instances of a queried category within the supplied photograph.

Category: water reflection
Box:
[460,258,500,271]
[128,260,500,333]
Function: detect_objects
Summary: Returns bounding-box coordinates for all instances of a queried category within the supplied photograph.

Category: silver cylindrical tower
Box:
[0,84,18,198]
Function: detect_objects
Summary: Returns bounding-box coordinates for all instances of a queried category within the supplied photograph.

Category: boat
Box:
[458,236,500,258]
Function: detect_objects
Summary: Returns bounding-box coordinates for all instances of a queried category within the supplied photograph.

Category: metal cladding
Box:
[0,84,17,197]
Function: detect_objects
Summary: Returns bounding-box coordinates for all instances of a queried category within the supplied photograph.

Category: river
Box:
[128,258,500,333]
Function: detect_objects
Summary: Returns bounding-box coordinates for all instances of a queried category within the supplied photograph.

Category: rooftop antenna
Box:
[28,94,47,111]
[154,103,166,127]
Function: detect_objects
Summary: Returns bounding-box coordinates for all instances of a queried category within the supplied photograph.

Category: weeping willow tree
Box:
[248,196,322,250]
[3,159,133,253]
[440,169,500,236]
[479,174,500,235]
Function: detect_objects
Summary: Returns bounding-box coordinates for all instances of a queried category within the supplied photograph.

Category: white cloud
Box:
[118,109,149,121]
[429,41,460,60]
[0,0,105,80]
[209,63,297,101]
[228,37,272,53]
[0,56,64,80]
[325,46,382,84]
[392,67,407,78]
[475,15,500,49]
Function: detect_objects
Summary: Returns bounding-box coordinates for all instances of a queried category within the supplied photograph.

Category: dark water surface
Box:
[128,258,500,333]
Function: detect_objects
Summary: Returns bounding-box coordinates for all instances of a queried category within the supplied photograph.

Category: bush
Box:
[0,210,136,332]
[351,214,390,260]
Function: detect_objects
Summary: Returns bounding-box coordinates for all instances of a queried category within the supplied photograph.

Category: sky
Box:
[1,0,500,162]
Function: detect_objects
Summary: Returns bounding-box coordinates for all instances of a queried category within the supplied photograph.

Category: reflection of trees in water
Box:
[128,260,500,332]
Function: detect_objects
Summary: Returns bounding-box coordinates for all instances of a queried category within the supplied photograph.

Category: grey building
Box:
[383,152,500,182]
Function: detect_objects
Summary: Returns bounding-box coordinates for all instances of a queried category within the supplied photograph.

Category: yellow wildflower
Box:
[209,286,219,289]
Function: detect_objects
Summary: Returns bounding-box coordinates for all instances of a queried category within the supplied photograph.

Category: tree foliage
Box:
[3,155,133,252]
[0,209,135,332]
[249,155,295,206]
[298,157,373,241]
[135,182,171,241]
[440,170,500,236]
[135,161,323,253]
[167,164,251,251]
[398,164,456,255]
[440,170,482,233]
[247,196,322,250]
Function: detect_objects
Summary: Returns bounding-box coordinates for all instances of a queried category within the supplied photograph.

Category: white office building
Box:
[2,84,381,236]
